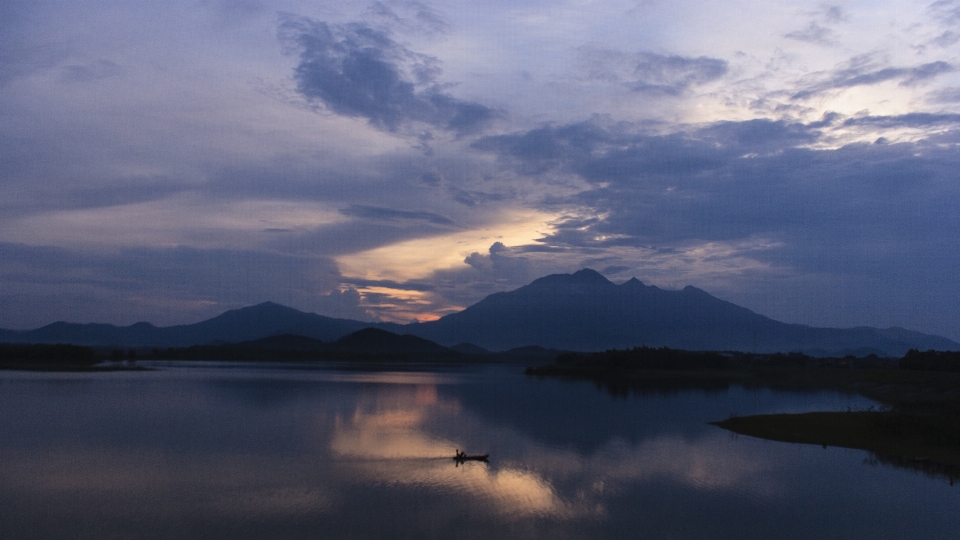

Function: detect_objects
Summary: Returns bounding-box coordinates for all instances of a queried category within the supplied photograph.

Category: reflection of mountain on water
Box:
[581,376,733,399]
[445,369,852,454]
[866,453,959,486]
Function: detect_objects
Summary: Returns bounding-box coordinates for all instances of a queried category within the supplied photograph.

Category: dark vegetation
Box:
[530,346,896,382]
[143,328,562,364]
[0,343,139,371]
[527,346,960,483]
[138,328,571,364]
[555,347,730,370]
[899,348,960,372]
[0,328,562,369]
[142,329,479,363]
[141,329,555,364]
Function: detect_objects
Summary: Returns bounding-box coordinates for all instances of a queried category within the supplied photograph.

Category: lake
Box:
[1,361,957,539]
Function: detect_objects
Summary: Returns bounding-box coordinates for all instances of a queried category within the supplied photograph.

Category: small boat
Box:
[453,449,489,462]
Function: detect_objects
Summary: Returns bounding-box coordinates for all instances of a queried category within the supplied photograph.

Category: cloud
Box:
[0,195,345,250]
[340,204,458,226]
[334,209,557,285]
[579,49,727,96]
[315,287,374,321]
[841,112,960,128]
[784,5,847,45]
[0,1,66,85]
[0,242,376,327]
[785,22,835,44]
[201,0,265,18]
[471,121,611,175]
[932,30,960,47]
[58,59,125,83]
[473,118,819,182]
[929,86,960,103]
[930,0,960,27]
[278,15,499,134]
[463,241,531,277]
[367,0,449,36]
[792,58,954,100]
[451,188,509,207]
[601,265,630,275]
[822,5,847,22]
[630,53,728,95]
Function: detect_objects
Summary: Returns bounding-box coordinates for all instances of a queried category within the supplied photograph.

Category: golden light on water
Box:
[328,390,579,519]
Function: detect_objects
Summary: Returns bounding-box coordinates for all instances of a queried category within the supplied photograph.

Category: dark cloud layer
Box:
[473,116,960,272]
[473,118,820,182]
[279,15,498,134]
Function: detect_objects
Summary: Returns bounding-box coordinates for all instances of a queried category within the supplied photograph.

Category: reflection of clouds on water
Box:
[330,385,586,519]
[210,487,335,517]
[0,368,797,537]
[0,447,336,520]
[469,467,581,519]
[330,384,461,459]
[330,380,782,519]
[572,435,779,495]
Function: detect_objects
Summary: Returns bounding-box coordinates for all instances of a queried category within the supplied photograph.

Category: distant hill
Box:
[0,302,369,348]
[332,327,450,354]
[1,270,957,356]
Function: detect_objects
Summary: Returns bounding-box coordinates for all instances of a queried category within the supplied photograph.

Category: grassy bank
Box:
[712,410,960,482]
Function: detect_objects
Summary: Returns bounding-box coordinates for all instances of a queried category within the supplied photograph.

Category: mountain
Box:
[1,270,957,356]
[155,329,461,361]
[400,269,959,356]
[0,302,369,348]
[332,327,451,354]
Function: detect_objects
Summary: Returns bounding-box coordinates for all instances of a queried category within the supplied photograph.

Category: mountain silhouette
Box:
[401,269,959,355]
[332,327,451,354]
[0,302,368,348]
[0,270,957,356]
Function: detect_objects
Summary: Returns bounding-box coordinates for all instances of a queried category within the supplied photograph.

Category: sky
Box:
[3,0,960,340]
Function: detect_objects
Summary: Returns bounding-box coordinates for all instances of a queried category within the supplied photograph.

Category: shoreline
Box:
[527,362,960,481]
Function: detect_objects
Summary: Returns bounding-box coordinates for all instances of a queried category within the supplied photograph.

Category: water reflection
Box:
[328,381,578,519]
[0,363,957,540]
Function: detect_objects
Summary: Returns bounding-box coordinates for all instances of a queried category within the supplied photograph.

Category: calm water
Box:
[1,362,957,539]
